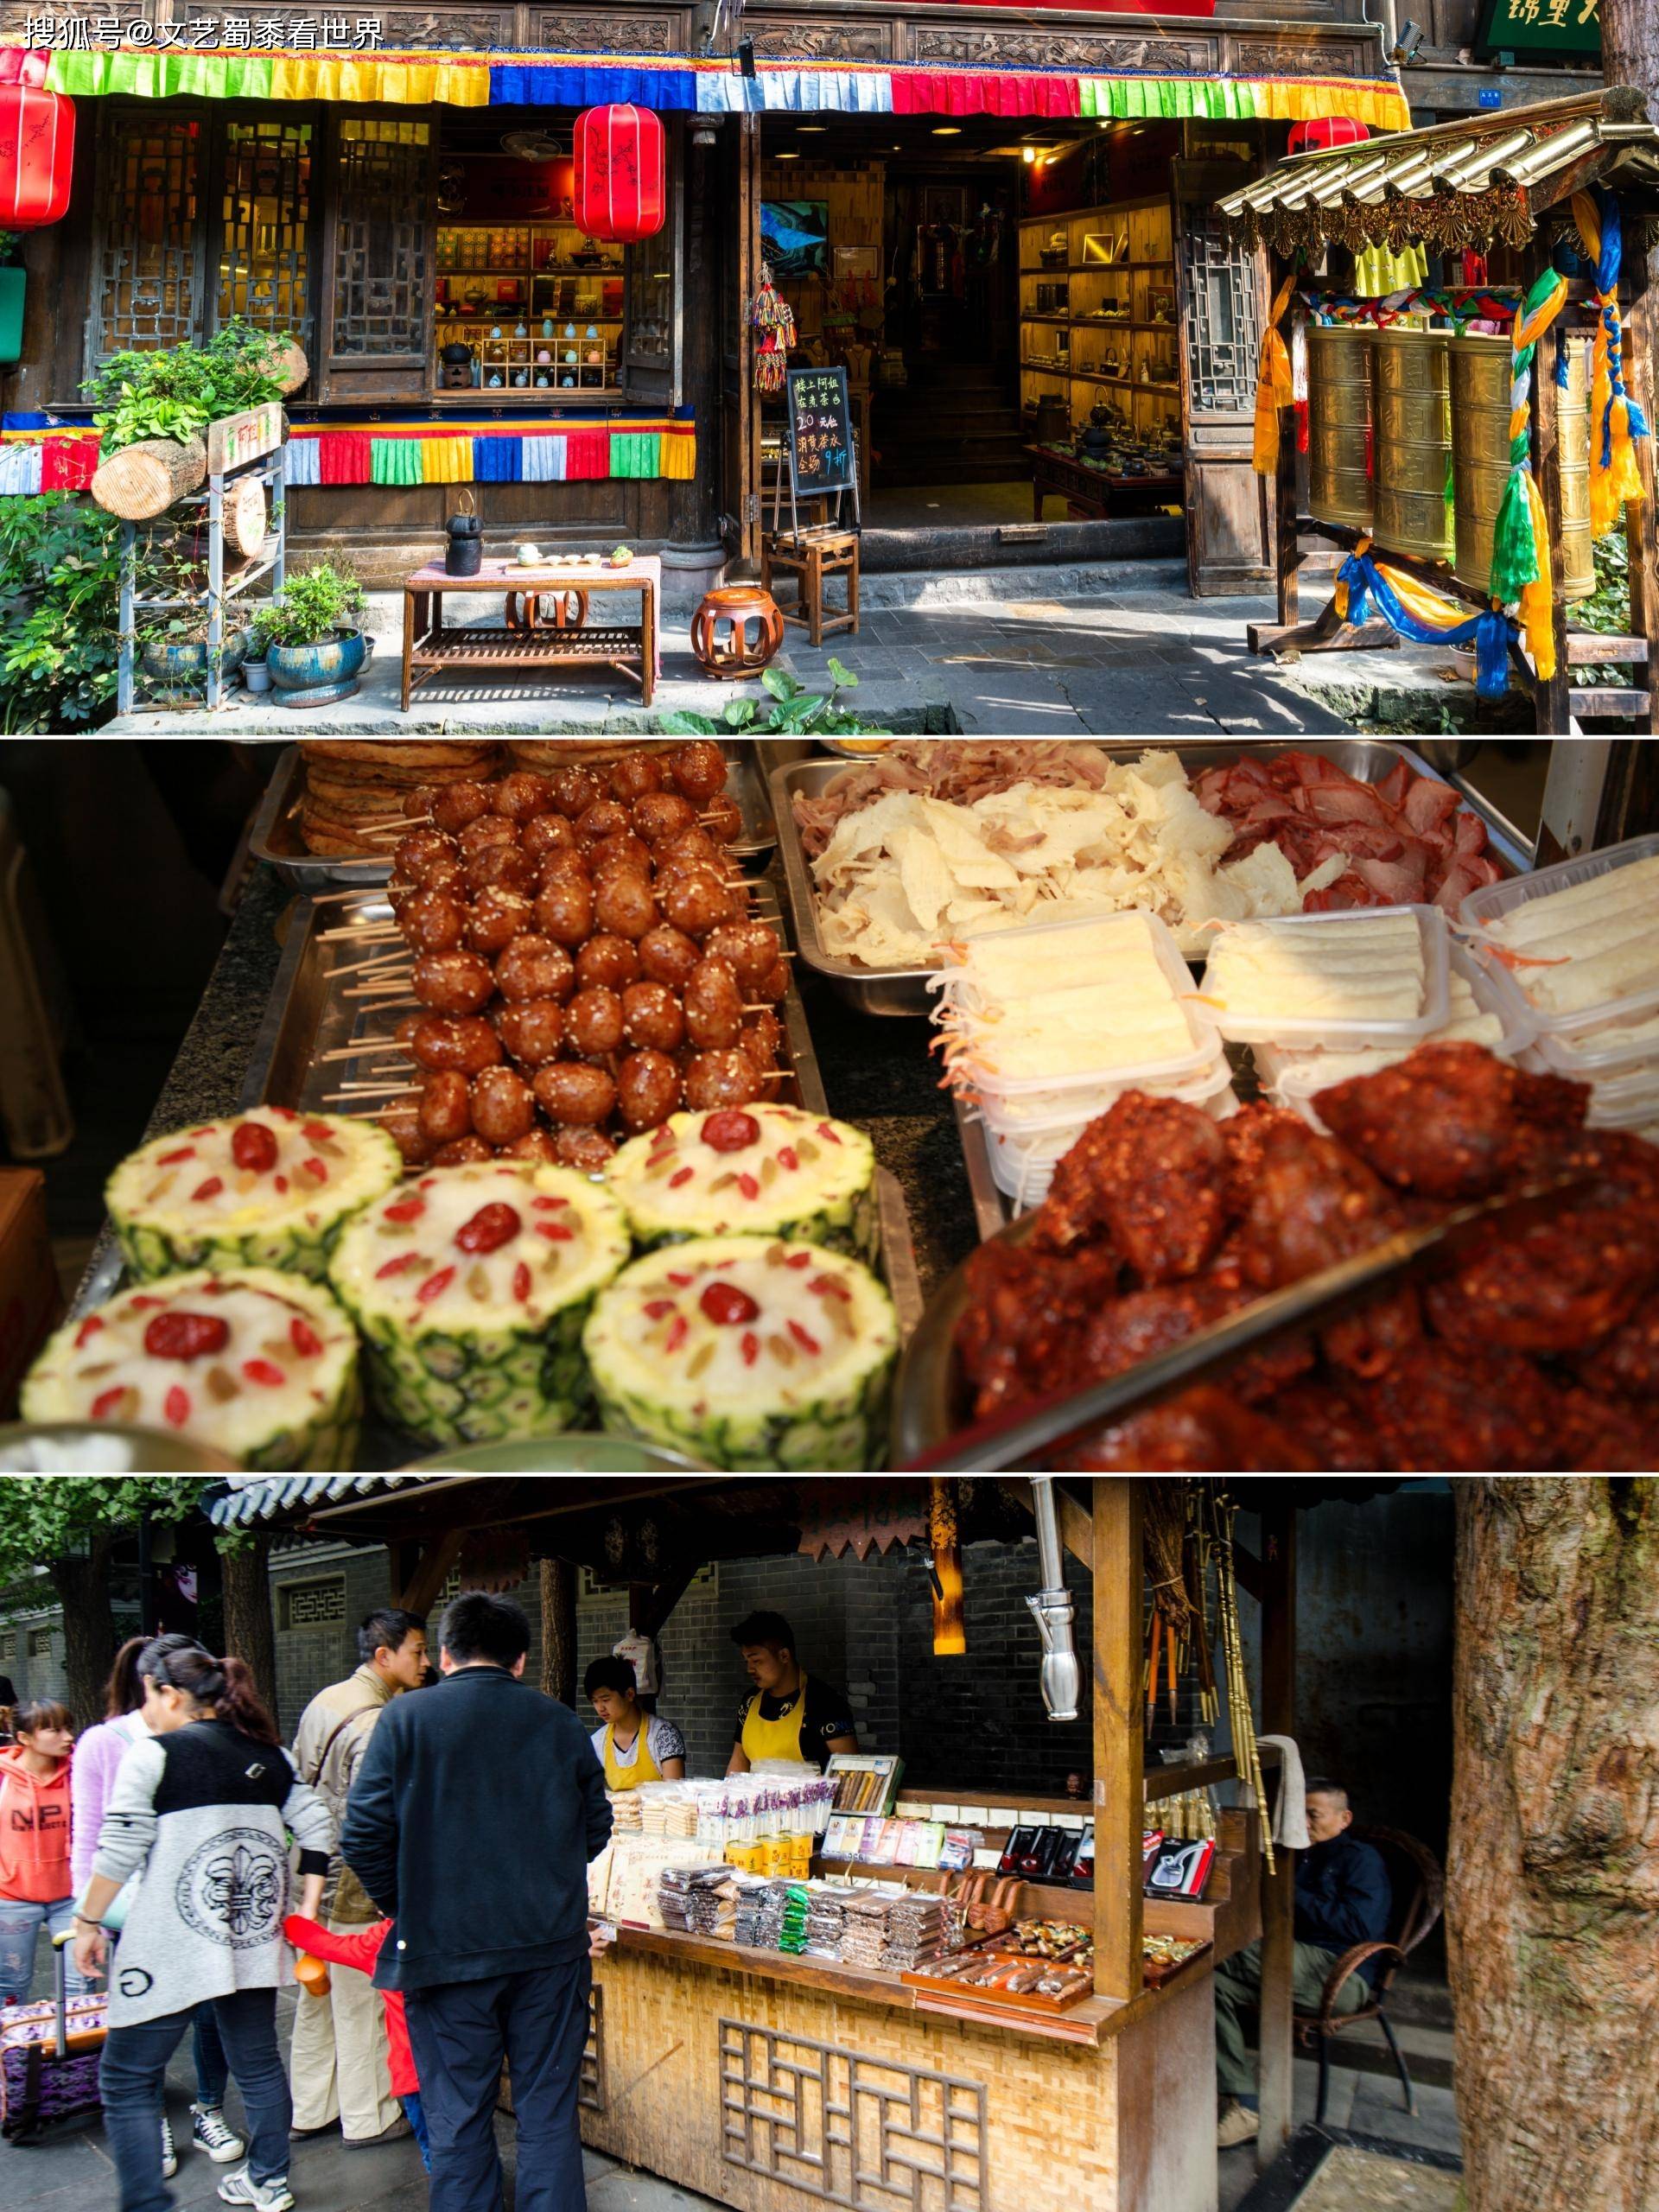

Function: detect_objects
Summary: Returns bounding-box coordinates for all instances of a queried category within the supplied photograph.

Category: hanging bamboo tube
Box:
[1213,1494,1274,1875]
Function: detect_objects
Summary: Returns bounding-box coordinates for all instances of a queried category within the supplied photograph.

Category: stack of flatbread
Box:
[508,741,676,772]
[298,741,502,855]
[1479,855,1659,1020]
[1203,911,1433,1032]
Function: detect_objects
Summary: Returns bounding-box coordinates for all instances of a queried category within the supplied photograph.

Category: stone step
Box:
[855,543,1189,600]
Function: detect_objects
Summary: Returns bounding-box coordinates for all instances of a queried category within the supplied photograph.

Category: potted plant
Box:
[138,613,249,700]
[243,648,271,695]
[251,563,369,695]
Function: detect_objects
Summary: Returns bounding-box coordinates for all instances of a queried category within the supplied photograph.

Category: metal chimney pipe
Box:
[1027,1475,1080,1722]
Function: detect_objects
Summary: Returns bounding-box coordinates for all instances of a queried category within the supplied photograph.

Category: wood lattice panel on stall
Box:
[581,1985,605,2114]
[719,2019,988,2212]
[332,118,430,357]
[218,119,314,353]
[1180,214,1261,416]
[92,114,205,359]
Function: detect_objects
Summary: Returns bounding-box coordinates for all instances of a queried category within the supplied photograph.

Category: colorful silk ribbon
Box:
[1251,273,1297,476]
[1571,188,1650,537]
[1485,265,1568,680]
[1334,538,1516,699]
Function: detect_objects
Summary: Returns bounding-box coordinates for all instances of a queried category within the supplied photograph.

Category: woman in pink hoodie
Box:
[0,1695,86,2007]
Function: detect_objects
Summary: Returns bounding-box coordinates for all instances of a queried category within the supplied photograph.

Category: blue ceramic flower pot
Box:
[141,632,248,697]
[266,629,367,692]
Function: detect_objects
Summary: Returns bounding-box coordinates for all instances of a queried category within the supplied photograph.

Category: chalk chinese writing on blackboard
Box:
[785,365,854,495]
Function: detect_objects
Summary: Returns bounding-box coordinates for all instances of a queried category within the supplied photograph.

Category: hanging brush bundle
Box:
[1143,1478,1194,1730]
[751,259,796,396]
[1211,1491,1274,1874]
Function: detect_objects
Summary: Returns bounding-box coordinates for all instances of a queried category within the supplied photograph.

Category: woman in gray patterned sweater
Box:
[72,1637,334,2212]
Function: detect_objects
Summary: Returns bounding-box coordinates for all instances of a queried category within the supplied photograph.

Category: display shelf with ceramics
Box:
[1019,198,1179,442]
[434,221,626,393]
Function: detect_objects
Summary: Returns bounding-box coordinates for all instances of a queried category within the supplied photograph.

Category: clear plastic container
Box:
[1196,905,1451,1046]
[973,1046,1233,1142]
[1516,1044,1659,1128]
[928,908,1222,1116]
[984,1066,1239,1213]
[1457,830,1659,1039]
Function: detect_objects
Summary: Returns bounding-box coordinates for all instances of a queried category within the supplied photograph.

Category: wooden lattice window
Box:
[92,115,205,359]
[218,119,314,349]
[332,118,429,359]
[1181,214,1262,416]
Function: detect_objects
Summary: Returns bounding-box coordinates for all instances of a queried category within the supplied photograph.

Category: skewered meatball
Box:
[666,740,728,804]
[394,830,460,885]
[494,998,565,1068]
[495,934,577,1004]
[413,950,495,1016]
[575,798,631,847]
[464,887,534,957]
[458,812,519,860]
[609,753,665,804]
[741,1009,785,1072]
[410,1014,503,1075]
[418,1070,473,1144]
[466,843,537,898]
[498,1128,561,1164]
[659,870,732,939]
[616,1049,683,1131]
[684,956,743,1050]
[553,1125,617,1172]
[532,1061,617,1127]
[433,1135,495,1167]
[683,1048,764,1113]
[658,827,724,874]
[631,791,698,846]
[594,873,658,941]
[589,831,654,881]
[400,890,468,956]
[703,792,745,845]
[403,785,440,823]
[567,987,625,1058]
[621,981,685,1054]
[523,811,578,862]
[703,921,781,989]
[534,874,595,947]
[550,766,602,820]
[395,1013,424,1044]
[470,1066,537,1147]
[492,771,557,823]
[423,858,467,900]
[378,1109,435,1168]
[575,934,640,992]
[753,962,791,1005]
[431,780,494,835]
[639,923,701,988]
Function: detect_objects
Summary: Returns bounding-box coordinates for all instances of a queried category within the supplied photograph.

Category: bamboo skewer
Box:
[329,950,414,981]
[321,1084,422,1103]
[320,922,401,944]
[316,1041,412,1064]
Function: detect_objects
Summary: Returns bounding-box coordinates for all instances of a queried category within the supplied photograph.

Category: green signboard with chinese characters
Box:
[1475,0,1602,58]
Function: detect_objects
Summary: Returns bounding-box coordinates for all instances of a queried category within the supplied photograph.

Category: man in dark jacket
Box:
[1215,1779,1392,2151]
[340,1592,613,2212]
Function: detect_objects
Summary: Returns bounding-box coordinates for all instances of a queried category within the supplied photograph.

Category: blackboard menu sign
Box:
[785,365,854,496]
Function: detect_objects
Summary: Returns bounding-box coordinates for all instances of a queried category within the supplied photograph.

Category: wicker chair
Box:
[1293,1824,1445,2125]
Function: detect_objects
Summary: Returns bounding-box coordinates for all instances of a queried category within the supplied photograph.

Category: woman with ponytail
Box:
[72,1638,246,2178]
[71,1637,334,2212]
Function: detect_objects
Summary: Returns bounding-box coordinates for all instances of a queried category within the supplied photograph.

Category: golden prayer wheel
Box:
[1448,332,1593,602]
[1372,327,1455,565]
[1305,323,1374,531]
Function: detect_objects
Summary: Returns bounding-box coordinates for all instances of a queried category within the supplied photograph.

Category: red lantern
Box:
[573,104,665,245]
[0,53,74,231]
[1287,118,1369,155]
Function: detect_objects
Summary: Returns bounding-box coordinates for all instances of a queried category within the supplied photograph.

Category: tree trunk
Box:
[1450,1480,1659,2212]
[221,1535,278,1720]
[539,1556,577,1707]
[50,1530,117,1730]
[1604,0,1659,122]
[90,435,207,520]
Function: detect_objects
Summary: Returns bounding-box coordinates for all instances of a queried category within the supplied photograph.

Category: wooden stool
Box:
[762,529,860,648]
[689,585,785,678]
[505,588,588,632]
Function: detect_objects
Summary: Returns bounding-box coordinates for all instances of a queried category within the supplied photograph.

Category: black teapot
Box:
[444,512,483,577]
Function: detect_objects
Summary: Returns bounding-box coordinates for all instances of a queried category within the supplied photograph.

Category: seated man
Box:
[1215,1778,1392,2149]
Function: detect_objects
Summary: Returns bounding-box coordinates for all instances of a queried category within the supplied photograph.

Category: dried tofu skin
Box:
[1491,855,1659,947]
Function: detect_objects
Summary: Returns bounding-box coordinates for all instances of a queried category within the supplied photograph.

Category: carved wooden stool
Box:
[505,588,588,632]
[690,584,785,678]
[760,529,860,649]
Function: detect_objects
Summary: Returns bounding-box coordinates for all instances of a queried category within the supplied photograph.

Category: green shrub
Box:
[83,320,289,456]
[251,562,366,651]
[661,661,889,737]
[0,496,122,731]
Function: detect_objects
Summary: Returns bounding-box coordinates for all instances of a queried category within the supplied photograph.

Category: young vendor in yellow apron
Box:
[584,1656,686,1790]
[726,1610,860,1774]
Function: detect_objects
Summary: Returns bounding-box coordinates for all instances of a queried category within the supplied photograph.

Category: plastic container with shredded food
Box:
[1516,1044,1659,1132]
[984,1067,1238,1213]
[1458,832,1659,1039]
[1529,1009,1659,1083]
[1198,906,1450,1047]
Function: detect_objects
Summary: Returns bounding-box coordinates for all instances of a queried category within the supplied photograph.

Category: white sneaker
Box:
[193,2104,247,2163]
[217,2166,295,2212]
[161,2115,179,2179]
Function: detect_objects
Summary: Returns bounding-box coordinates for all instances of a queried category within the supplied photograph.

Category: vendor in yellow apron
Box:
[601,1721,664,1792]
[586,1653,685,1790]
[740,1676,816,1767]
[728,1611,860,1776]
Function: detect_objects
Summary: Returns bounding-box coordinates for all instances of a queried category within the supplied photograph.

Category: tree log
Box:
[222,1534,278,1719]
[50,1529,117,1729]
[538,1555,577,1708]
[91,435,207,521]
[1450,1479,1659,2212]
[1604,0,1659,123]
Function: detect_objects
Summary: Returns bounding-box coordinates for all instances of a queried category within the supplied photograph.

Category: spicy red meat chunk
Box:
[1314,1042,1588,1201]
[1235,1119,1395,1292]
[1424,1208,1659,1357]
[1033,1092,1230,1283]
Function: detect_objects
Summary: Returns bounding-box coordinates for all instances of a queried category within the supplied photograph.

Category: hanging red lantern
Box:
[0,51,74,232]
[573,105,665,245]
[1287,118,1369,155]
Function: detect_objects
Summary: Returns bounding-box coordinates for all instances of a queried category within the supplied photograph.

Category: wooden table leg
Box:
[401,588,415,712]
[640,581,655,709]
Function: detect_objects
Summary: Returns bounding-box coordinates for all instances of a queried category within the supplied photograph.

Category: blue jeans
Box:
[404,1961,591,2212]
[192,2003,231,2108]
[0,1894,90,2006]
[101,1988,290,2212]
[402,2089,434,2172]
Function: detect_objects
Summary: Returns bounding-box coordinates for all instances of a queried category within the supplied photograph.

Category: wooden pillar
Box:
[390,1529,464,1621]
[1256,1505,1298,2169]
[540,1555,577,1707]
[1274,302,1300,636]
[1092,1477,1143,2005]
[1532,339,1573,736]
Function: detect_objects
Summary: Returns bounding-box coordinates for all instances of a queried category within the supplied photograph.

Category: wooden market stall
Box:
[213,1472,1306,2207]
[1222,89,1659,736]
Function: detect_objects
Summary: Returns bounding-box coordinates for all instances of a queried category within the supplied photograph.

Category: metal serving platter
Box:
[250,739,779,892]
[771,741,1533,1018]
[239,878,925,1349]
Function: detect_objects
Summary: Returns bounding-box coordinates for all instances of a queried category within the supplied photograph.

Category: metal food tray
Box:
[240,878,925,1357]
[771,741,1533,1019]
[250,739,780,891]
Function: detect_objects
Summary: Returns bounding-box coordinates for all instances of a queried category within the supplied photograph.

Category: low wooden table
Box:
[401,555,659,710]
[1028,446,1182,523]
